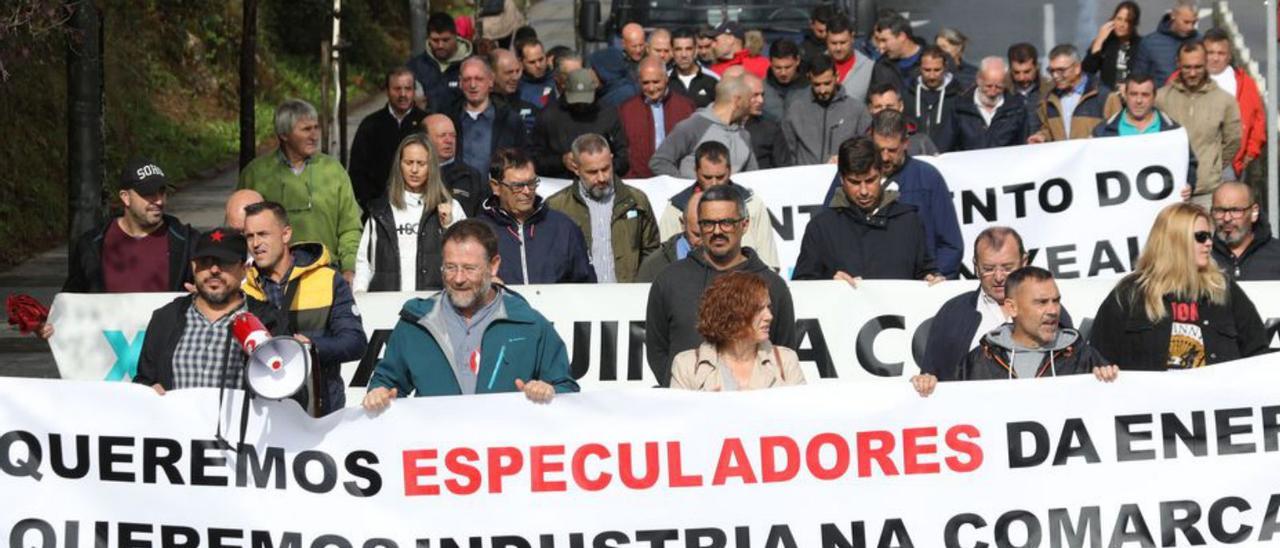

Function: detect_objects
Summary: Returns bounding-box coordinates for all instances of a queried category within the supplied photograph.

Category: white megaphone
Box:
[232,312,310,400]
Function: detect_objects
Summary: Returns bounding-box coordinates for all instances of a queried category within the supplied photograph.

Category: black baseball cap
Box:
[119,158,169,195]
[193,227,248,263]
[715,21,745,40]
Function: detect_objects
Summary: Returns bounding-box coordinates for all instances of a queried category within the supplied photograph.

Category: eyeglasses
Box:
[697,217,743,232]
[1193,231,1213,244]
[1048,64,1076,75]
[1211,206,1254,219]
[495,177,540,192]
[976,264,1017,277]
[441,263,485,276]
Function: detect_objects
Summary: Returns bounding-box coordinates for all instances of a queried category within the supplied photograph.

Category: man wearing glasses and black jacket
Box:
[475,147,596,284]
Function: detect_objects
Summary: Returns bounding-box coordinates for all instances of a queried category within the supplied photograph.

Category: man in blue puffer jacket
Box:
[1129,2,1199,87]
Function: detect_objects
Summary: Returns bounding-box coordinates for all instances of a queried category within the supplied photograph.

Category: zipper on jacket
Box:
[518,221,530,284]
[487,344,507,391]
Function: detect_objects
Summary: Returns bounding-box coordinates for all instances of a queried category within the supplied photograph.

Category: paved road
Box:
[0,98,384,379]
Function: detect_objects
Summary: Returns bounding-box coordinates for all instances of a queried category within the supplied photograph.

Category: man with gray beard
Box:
[1210,181,1280,280]
[133,228,287,395]
[362,219,579,409]
[546,133,660,283]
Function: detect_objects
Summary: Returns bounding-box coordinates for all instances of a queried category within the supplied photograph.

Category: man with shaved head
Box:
[650,74,758,177]
[225,189,265,232]
[619,56,697,177]
[742,73,790,168]
[590,22,647,106]
[1210,181,1280,280]
[447,56,530,176]
[425,113,489,216]
[950,56,1029,150]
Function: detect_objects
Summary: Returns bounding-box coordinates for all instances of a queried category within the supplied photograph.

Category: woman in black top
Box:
[1082,2,1143,92]
[1091,203,1267,371]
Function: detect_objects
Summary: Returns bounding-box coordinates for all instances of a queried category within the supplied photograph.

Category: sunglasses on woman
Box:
[1193,231,1212,244]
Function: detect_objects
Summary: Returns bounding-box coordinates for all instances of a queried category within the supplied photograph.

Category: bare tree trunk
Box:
[238,0,258,170]
[338,51,348,166]
[409,0,428,58]
[66,0,104,244]
[333,0,348,166]
[320,41,331,154]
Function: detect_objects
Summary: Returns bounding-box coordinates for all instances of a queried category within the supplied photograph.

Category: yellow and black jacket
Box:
[243,242,368,380]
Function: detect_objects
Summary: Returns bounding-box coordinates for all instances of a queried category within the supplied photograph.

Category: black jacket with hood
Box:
[793,194,937,281]
[961,325,1107,381]
[64,214,199,293]
[1212,221,1280,281]
[645,247,796,387]
[904,75,963,152]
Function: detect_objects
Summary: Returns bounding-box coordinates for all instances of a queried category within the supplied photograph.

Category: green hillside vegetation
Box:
[0,0,416,269]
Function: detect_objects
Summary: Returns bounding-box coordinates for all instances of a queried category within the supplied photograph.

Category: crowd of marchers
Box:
[37,0,1277,412]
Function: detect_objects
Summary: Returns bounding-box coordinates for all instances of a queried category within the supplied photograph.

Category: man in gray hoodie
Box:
[784,55,872,165]
[958,266,1119,382]
[649,74,757,177]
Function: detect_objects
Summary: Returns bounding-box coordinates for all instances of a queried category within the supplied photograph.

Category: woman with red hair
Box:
[670,272,804,391]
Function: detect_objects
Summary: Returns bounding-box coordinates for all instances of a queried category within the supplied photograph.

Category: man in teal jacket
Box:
[362,219,579,408]
[238,99,363,279]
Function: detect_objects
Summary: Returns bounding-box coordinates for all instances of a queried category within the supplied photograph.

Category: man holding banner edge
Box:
[363,219,579,409]
[921,227,1075,381]
[960,266,1119,381]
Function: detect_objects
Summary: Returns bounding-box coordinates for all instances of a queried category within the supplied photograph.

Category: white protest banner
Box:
[44,281,1280,400]
[2,357,1279,547]
[543,131,1187,278]
[919,129,1187,279]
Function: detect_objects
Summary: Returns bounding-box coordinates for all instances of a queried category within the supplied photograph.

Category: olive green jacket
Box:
[545,179,660,283]
[237,150,363,272]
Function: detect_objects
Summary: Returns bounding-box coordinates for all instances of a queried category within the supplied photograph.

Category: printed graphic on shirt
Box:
[1167,300,1205,369]
[397,222,419,236]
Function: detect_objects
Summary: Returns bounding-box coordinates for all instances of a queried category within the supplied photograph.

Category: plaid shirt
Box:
[171,301,247,389]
